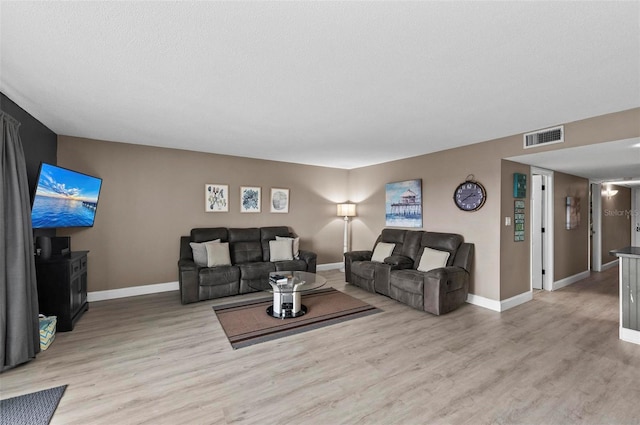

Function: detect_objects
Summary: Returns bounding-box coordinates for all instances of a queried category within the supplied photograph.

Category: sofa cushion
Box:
[238,262,275,280]
[229,227,260,242]
[269,239,294,261]
[380,228,406,245]
[390,270,424,295]
[230,242,262,264]
[274,259,308,272]
[371,242,395,263]
[206,242,231,267]
[351,261,377,280]
[191,227,228,243]
[276,236,300,259]
[261,226,291,260]
[416,247,450,272]
[198,265,240,286]
[190,239,220,266]
[421,232,463,267]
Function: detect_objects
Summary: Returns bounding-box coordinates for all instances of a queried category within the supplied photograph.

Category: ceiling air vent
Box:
[523,125,564,149]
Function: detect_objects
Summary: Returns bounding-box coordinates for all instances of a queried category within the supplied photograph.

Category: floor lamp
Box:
[337,203,356,272]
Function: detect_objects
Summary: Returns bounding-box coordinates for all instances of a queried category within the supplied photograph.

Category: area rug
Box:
[213,287,381,349]
[0,385,67,425]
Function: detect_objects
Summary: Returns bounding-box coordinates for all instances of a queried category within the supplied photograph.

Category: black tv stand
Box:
[35,251,89,331]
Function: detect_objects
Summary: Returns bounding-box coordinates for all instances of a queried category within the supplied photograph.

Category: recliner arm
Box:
[343,250,373,283]
[178,259,200,305]
[384,254,414,270]
[344,250,373,262]
[298,249,317,273]
[422,266,470,315]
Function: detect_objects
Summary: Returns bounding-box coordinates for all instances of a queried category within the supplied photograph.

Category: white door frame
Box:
[633,187,640,246]
[531,167,554,291]
[591,182,603,271]
[531,174,543,290]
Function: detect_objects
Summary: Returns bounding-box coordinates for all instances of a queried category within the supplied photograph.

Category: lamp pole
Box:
[337,203,356,272]
[341,215,349,272]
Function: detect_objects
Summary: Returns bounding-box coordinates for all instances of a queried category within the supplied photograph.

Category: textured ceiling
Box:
[1,1,639,169]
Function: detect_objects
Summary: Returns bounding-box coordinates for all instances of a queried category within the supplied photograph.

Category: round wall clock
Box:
[454,176,486,212]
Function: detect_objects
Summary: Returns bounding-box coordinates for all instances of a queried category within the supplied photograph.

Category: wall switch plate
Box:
[505,217,512,226]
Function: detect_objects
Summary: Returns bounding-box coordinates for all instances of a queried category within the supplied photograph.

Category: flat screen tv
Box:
[31,163,103,229]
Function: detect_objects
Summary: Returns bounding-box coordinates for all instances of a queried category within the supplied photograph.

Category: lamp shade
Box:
[337,203,356,217]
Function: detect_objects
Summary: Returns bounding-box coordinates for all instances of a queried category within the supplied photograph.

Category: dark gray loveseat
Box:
[344,229,474,315]
[178,226,317,304]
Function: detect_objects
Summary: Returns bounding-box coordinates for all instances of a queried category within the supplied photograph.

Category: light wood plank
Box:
[1,268,639,424]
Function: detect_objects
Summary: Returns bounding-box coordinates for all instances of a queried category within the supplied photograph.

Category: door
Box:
[633,187,640,246]
[591,183,602,271]
[531,174,543,290]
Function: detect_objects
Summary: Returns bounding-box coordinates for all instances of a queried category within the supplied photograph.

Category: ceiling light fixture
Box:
[601,186,619,199]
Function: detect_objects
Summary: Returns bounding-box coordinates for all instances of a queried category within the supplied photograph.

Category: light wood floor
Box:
[2,267,640,425]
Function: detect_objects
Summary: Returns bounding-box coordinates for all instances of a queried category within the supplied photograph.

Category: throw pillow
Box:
[371,242,395,263]
[205,242,231,267]
[190,239,220,266]
[269,239,294,262]
[276,235,300,259]
[416,247,450,272]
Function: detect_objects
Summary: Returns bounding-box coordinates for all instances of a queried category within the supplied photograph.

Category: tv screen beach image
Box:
[31,164,102,229]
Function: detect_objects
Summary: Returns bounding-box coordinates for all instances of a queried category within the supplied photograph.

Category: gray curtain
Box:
[1,111,40,372]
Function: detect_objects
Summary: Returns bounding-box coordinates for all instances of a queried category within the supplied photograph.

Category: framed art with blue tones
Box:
[385,179,422,228]
[240,186,261,213]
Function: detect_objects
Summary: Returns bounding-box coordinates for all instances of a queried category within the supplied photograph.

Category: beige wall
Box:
[348,143,502,300]
[500,160,531,300]
[553,171,589,281]
[57,137,348,292]
[349,108,639,301]
[601,185,632,265]
[56,107,640,301]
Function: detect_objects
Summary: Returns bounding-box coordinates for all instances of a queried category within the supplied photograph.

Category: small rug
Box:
[213,287,381,349]
[0,385,67,425]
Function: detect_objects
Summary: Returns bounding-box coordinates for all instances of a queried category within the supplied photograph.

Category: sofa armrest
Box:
[178,259,200,304]
[422,267,470,315]
[384,254,414,270]
[298,250,317,273]
[344,250,372,262]
[344,250,372,282]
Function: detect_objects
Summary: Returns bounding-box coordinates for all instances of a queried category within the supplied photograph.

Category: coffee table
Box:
[249,271,327,319]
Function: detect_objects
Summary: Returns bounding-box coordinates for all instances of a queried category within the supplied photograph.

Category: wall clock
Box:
[454,175,487,212]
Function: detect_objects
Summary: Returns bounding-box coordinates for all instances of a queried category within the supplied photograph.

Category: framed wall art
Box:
[270,188,289,213]
[205,184,228,212]
[240,186,261,213]
[566,196,581,230]
[385,179,422,228]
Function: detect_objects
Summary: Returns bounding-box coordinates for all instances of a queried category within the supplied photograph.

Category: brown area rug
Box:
[212,287,381,349]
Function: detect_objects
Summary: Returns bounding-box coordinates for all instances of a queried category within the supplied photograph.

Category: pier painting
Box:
[385,179,422,228]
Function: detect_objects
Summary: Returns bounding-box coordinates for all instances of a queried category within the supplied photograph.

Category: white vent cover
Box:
[524,126,564,149]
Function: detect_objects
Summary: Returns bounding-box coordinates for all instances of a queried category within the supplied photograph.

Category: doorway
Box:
[531,167,554,291]
[633,187,640,246]
[590,183,602,271]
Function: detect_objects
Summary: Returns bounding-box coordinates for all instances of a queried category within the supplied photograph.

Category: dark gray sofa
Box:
[344,229,474,315]
[178,226,317,304]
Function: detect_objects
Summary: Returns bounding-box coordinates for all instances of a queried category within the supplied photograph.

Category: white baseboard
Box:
[500,291,533,311]
[552,270,590,291]
[88,262,343,302]
[466,293,501,312]
[466,290,533,312]
[620,327,640,346]
[88,281,179,302]
[317,262,343,271]
[601,260,619,271]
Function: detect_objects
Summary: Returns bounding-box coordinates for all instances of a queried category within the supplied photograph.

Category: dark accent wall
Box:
[1,92,58,237]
